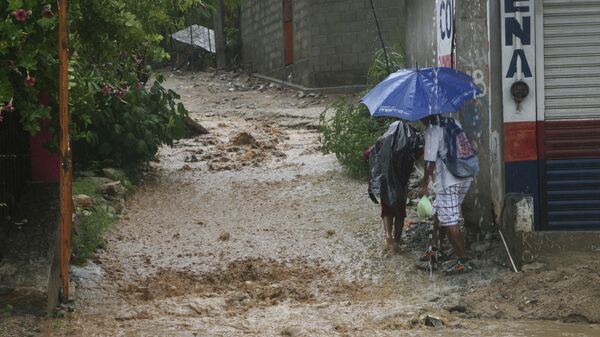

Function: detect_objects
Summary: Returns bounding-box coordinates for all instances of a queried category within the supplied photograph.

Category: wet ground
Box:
[2,71,599,337]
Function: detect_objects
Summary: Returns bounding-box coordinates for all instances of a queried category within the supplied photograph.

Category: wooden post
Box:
[58,0,72,301]
[214,0,226,69]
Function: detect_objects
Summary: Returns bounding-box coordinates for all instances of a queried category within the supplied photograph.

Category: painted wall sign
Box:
[501,0,536,123]
[436,0,455,67]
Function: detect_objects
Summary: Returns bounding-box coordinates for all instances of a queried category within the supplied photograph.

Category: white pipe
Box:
[499,229,519,273]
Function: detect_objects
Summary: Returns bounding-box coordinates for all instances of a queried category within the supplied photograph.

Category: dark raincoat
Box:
[368,121,422,208]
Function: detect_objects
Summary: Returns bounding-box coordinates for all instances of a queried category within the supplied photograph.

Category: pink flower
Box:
[134,57,143,65]
[135,81,145,89]
[12,9,29,22]
[115,88,129,99]
[102,84,114,96]
[24,75,36,87]
[42,5,54,18]
[3,101,15,113]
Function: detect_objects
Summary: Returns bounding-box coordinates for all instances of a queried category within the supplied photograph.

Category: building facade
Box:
[240,0,600,264]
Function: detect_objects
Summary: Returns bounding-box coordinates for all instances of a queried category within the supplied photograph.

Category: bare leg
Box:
[438,225,447,249]
[431,215,440,250]
[445,224,466,259]
[393,217,404,245]
[382,216,394,246]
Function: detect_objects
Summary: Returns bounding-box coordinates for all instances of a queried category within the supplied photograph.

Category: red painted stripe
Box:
[438,55,452,67]
[504,121,538,162]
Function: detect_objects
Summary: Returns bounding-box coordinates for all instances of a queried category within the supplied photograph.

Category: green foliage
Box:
[71,204,114,264]
[71,177,128,264]
[319,46,406,178]
[71,178,114,264]
[0,1,58,134]
[0,0,191,175]
[367,46,406,86]
[73,76,187,174]
[2,304,13,318]
[319,100,389,178]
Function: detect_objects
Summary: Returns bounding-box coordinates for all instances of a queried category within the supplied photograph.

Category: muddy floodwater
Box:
[6,71,598,337]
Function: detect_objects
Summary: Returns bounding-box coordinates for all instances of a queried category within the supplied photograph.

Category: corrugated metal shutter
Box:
[541,1,600,229]
[541,121,600,229]
[543,0,600,120]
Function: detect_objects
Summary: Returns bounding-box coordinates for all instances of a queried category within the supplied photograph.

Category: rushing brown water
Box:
[3,71,597,337]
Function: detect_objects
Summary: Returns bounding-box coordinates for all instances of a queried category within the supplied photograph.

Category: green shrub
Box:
[319,101,389,178]
[367,47,406,86]
[71,178,115,264]
[72,75,187,176]
[319,46,406,178]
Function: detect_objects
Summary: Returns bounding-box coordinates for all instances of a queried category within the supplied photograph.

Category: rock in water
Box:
[231,132,256,146]
[73,194,94,210]
[420,314,444,328]
[183,116,209,135]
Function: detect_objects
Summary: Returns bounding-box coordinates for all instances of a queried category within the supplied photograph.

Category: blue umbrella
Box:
[360,67,481,121]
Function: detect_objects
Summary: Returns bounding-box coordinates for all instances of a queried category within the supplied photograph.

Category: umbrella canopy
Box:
[360,67,481,121]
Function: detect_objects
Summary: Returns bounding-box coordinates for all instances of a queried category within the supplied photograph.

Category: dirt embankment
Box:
[461,259,600,323]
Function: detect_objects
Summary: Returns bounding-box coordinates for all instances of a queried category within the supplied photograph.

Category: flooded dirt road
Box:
[8,71,598,336]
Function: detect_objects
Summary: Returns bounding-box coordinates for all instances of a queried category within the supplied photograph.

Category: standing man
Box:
[419,115,474,274]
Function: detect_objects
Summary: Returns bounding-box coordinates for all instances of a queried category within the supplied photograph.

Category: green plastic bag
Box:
[417,196,434,220]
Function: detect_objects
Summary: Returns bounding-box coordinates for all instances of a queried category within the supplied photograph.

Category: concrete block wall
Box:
[289,0,311,86]
[241,0,405,89]
[241,0,284,76]
[309,0,405,87]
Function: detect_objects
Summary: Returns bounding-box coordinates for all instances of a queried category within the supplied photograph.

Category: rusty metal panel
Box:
[543,120,600,159]
[284,22,293,65]
[283,0,292,22]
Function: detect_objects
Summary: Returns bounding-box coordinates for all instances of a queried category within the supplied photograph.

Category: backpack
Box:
[440,118,479,178]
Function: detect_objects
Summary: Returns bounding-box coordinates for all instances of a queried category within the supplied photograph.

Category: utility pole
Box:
[214,0,227,69]
[58,0,72,301]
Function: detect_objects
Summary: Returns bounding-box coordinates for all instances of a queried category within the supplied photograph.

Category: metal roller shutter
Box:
[541,1,600,229]
[543,0,600,120]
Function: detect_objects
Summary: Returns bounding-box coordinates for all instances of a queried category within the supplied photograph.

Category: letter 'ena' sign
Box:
[501,0,536,122]
[503,0,532,78]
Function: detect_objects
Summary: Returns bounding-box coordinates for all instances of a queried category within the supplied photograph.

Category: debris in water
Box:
[231,132,256,146]
[420,314,444,328]
[325,229,335,238]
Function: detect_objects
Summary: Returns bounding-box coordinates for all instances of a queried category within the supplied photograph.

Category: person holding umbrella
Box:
[361,67,480,274]
[419,114,476,274]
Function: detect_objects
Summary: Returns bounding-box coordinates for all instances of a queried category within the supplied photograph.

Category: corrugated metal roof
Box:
[171,25,216,53]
